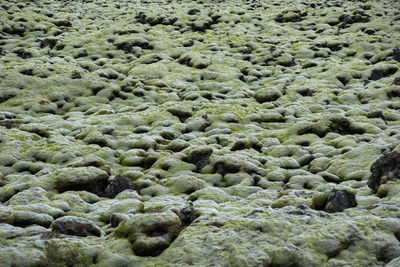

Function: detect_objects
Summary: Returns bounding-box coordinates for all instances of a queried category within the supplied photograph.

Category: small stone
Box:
[186,146,213,171]
[325,189,357,213]
[0,247,46,267]
[104,176,134,198]
[368,151,400,192]
[51,216,102,237]
[175,202,198,227]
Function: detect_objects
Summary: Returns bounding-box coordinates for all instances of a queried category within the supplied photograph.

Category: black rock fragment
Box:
[104,176,134,198]
[175,202,198,227]
[52,216,101,237]
[368,151,400,192]
[187,148,212,171]
[325,189,357,213]
[312,189,357,213]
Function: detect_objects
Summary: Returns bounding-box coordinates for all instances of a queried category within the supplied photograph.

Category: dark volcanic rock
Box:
[187,147,213,171]
[51,216,101,237]
[312,189,357,213]
[325,189,357,213]
[368,151,400,192]
[175,202,198,227]
[104,176,134,198]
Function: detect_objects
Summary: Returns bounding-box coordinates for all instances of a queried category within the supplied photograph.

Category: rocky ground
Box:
[1,0,400,266]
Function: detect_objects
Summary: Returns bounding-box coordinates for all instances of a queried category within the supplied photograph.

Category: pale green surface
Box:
[1,0,400,266]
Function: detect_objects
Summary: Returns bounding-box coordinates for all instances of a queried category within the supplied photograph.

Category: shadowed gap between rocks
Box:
[57,175,134,198]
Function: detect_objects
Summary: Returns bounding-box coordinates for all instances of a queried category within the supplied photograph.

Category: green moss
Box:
[45,239,99,266]
[311,193,329,210]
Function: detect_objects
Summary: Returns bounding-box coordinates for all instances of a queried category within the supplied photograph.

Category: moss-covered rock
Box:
[114,211,182,256]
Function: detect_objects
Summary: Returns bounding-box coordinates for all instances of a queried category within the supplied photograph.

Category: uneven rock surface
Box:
[1,0,400,266]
